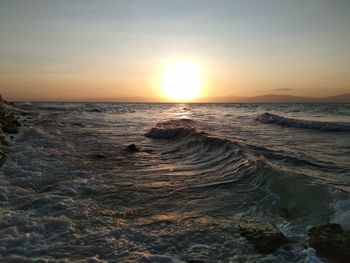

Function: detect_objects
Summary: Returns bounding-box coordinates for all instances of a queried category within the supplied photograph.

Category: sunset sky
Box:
[0,0,349,101]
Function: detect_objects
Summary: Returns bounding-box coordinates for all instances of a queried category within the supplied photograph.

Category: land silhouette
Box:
[72,93,350,103]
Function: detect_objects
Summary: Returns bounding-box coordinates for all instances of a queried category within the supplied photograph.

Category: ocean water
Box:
[1,102,350,263]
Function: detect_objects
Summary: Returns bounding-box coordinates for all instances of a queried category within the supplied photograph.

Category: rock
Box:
[92,153,107,159]
[279,207,292,219]
[126,144,140,153]
[1,121,19,134]
[90,108,102,113]
[3,100,14,106]
[124,144,152,154]
[239,220,288,253]
[0,96,20,134]
[308,223,350,263]
[0,150,6,166]
[71,122,84,127]
[0,95,20,168]
[0,132,5,144]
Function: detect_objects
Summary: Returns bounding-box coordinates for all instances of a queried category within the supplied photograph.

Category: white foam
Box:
[333,199,350,231]
[302,248,326,263]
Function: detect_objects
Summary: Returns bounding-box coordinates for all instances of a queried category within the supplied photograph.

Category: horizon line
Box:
[5,92,350,103]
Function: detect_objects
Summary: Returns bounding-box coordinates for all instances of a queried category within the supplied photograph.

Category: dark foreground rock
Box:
[92,153,107,159]
[0,150,6,166]
[0,95,20,134]
[240,220,288,253]
[0,95,20,165]
[124,144,152,154]
[308,223,350,263]
[126,143,141,152]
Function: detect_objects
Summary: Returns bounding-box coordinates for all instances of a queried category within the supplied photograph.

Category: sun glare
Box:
[161,60,202,101]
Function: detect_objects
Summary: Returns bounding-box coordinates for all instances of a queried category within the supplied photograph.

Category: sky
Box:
[0,0,349,101]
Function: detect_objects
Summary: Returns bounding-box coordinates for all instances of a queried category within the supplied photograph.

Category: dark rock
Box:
[90,108,102,113]
[92,153,107,159]
[308,223,350,263]
[1,122,18,134]
[126,144,140,153]
[240,220,288,253]
[71,123,84,127]
[0,96,20,134]
[0,150,6,166]
[279,207,292,219]
[0,133,5,144]
[3,100,14,106]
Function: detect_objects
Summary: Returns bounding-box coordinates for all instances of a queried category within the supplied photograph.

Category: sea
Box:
[1,102,350,262]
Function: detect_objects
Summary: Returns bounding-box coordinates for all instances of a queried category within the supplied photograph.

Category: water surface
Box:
[1,103,350,262]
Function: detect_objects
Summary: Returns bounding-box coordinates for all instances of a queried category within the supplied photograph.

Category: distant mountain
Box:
[86,96,164,103]
[198,93,350,103]
[314,93,350,103]
[38,93,350,103]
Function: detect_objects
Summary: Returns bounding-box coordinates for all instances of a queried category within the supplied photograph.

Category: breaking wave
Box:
[145,119,199,139]
[256,112,350,131]
[145,119,345,179]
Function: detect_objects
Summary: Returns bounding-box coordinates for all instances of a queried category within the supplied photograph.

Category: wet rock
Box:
[0,95,20,167]
[186,260,207,263]
[0,150,6,166]
[308,223,350,263]
[279,207,292,219]
[0,95,20,134]
[239,220,288,253]
[90,108,102,112]
[3,100,14,106]
[0,132,5,144]
[92,153,107,159]
[126,144,140,153]
[71,122,84,127]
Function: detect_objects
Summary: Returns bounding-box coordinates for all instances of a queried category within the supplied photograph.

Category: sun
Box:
[161,60,203,101]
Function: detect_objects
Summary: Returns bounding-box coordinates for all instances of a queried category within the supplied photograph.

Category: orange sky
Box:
[0,1,349,101]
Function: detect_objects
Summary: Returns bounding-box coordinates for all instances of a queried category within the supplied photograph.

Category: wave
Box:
[145,119,199,139]
[256,112,350,131]
[145,119,343,170]
[2,114,346,262]
[144,119,338,228]
[145,121,242,165]
[145,119,347,188]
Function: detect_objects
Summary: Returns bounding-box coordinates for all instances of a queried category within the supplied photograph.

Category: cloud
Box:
[256,88,294,93]
[273,88,294,91]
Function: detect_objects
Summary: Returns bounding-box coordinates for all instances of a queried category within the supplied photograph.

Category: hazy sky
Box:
[0,0,349,101]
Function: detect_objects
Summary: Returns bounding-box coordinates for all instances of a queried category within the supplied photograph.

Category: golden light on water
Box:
[161,59,203,101]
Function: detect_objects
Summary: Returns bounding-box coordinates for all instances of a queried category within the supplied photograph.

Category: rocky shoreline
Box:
[0,95,20,166]
[308,223,350,263]
[238,219,350,263]
[239,219,288,254]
